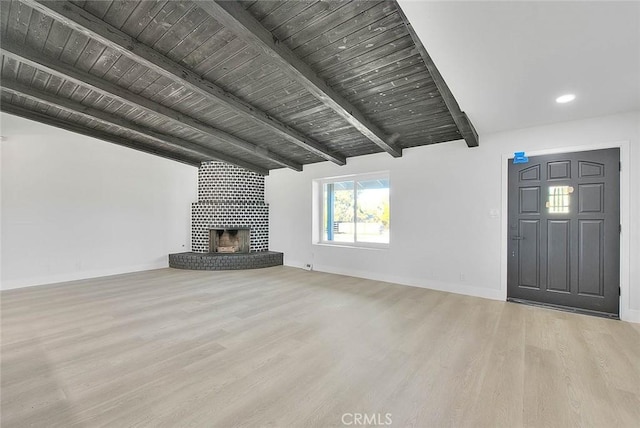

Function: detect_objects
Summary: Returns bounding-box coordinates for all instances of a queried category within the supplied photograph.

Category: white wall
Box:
[0,113,198,290]
[266,111,640,322]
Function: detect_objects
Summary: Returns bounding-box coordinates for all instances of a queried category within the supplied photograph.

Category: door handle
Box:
[511,236,524,240]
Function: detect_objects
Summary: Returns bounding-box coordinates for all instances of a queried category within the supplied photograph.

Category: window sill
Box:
[314,242,389,251]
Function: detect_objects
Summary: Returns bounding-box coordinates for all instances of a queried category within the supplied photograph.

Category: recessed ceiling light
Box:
[556,94,576,104]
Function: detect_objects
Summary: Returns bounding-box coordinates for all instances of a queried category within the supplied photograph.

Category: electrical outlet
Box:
[304,264,313,271]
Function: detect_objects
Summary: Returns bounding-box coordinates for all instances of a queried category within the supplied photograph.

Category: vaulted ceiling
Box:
[0,0,478,174]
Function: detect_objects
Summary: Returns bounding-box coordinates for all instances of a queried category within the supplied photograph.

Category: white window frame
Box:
[312,171,390,249]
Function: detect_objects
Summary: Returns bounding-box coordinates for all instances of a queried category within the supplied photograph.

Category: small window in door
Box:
[547,186,571,213]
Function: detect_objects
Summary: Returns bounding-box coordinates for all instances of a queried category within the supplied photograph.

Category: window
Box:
[547,185,572,213]
[315,173,389,247]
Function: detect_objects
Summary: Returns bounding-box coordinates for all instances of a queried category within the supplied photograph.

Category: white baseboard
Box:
[285,259,504,301]
[620,308,640,324]
[0,261,168,291]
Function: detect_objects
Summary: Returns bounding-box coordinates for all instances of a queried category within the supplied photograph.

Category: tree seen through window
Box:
[323,177,389,244]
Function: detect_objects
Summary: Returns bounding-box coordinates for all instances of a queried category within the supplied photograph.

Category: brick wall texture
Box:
[192,162,269,253]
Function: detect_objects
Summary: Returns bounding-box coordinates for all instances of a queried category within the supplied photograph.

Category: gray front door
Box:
[507,148,620,316]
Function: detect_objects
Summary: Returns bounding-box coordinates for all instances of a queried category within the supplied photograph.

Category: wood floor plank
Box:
[1,267,639,427]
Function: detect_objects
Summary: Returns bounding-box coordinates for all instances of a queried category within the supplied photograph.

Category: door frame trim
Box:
[500,140,634,322]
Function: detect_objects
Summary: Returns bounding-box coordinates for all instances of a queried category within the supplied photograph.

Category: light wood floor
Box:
[1,267,639,427]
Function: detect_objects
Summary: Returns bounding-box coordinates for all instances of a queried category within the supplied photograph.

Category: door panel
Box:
[579,161,604,177]
[579,183,604,213]
[520,187,540,213]
[518,220,540,288]
[547,220,570,293]
[520,165,540,181]
[548,161,571,180]
[507,148,620,316]
[578,220,604,296]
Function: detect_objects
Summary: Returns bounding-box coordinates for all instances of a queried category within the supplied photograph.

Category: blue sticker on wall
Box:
[513,152,529,164]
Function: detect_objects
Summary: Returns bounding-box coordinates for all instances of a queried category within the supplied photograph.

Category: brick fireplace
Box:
[169,161,282,270]
[191,162,269,253]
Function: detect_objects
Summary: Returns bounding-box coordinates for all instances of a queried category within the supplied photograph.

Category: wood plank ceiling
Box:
[0,0,478,174]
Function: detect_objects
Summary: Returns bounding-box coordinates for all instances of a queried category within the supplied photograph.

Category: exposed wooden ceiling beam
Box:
[1,104,202,167]
[394,3,479,148]
[1,43,302,172]
[1,80,270,175]
[197,0,403,158]
[20,0,345,166]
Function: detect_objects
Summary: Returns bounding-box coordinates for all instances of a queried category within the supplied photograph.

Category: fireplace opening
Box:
[209,228,250,253]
